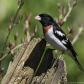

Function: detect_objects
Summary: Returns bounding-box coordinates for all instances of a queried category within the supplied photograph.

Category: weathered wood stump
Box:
[1,38,67,84]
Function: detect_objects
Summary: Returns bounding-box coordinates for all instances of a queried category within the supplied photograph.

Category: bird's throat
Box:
[43,26,50,33]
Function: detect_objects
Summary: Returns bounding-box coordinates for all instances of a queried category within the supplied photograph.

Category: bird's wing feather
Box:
[52,25,77,57]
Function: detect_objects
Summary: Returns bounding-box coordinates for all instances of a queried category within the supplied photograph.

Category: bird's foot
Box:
[55,52,64,67]
[55,57,61,67]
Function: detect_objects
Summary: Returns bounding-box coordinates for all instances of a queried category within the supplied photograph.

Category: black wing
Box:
[52,24,77,57]
[52,24,84,72]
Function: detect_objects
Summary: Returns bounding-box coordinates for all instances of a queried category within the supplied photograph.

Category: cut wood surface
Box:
[1,38,67,84]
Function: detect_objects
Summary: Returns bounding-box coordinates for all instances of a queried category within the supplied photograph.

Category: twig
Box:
[63,0,77,23]
[0,43,26,61]
[0,0,24,71]
[72,26,84,45]
[57,0,77,26]
[63,6,73,22]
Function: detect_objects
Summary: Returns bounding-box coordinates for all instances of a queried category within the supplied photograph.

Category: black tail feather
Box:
[74,58,84,72]
[67,50,84,72]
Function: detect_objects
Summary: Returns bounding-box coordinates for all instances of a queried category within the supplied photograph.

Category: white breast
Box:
[45,26,67,52]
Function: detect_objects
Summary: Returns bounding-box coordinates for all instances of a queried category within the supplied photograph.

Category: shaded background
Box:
[0,0,84,83]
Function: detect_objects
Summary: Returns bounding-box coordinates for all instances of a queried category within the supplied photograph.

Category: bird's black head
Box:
[35,14,55,27]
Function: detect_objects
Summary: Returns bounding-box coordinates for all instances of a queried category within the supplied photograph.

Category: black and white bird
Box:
[34,14,84,72]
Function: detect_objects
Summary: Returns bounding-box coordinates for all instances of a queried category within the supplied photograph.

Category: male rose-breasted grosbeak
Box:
[35,14,84,72]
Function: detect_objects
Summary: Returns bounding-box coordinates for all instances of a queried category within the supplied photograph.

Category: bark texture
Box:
[1,38,67,84]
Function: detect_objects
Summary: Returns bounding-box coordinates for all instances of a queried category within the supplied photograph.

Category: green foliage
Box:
[0,0,84,83]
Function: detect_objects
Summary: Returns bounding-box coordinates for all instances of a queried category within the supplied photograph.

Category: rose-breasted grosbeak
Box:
[35,14,84,72]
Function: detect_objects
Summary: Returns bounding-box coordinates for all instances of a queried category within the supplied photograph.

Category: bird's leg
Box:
[56,52,64,67]
[58,52,64,60]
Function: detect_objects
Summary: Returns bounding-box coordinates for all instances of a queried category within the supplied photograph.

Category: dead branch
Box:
[1,38,67,84]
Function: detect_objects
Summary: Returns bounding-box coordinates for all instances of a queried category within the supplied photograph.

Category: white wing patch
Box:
[62,40,67,44]
[55,31,65,36]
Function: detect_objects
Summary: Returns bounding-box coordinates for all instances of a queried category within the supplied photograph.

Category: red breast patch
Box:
[43,26,50,40]
[43,26,50,33]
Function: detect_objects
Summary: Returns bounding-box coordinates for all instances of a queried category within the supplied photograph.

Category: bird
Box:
[34,14,84,72]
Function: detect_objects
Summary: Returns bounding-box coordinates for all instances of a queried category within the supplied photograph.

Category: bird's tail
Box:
[67,50,84,72]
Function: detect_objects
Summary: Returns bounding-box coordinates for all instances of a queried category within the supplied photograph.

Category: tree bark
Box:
[1,38,67,84]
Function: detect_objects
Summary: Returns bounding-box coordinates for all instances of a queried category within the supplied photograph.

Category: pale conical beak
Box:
[34,15,41,21]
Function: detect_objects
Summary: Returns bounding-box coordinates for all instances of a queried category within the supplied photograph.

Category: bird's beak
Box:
[34,15,41,21]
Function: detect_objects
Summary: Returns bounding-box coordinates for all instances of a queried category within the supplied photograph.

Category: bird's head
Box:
[34,14,54,27]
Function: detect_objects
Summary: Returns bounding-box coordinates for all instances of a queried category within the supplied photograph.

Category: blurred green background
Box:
[0,0,84,83]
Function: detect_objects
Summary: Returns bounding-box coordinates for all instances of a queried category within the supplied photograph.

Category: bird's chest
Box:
[43,26,55,45]
[43,26,51,39]
[44,27,67,51]
[44,27,55,44]
[43,26,50,33]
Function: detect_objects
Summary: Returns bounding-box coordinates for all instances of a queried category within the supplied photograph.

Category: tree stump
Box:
[1,38,67,84]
